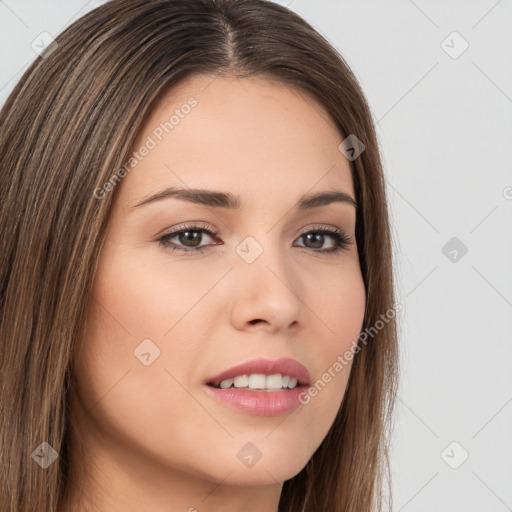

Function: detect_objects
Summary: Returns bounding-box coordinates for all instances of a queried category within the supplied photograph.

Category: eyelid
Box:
[158,221,219,237]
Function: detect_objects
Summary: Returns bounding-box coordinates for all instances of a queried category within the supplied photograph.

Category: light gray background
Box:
[1,1,511,510]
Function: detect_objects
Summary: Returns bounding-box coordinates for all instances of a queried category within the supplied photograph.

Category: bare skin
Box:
[61,74,366,512]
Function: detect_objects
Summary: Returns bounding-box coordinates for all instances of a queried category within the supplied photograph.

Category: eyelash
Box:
[157,222,352,256]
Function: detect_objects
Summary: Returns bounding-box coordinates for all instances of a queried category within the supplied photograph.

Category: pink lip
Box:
[203,357,311,417]
[205,357,311,387]
[203,385,309,416]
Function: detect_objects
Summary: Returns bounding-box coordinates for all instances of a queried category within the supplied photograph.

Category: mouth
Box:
[205,357,311,390]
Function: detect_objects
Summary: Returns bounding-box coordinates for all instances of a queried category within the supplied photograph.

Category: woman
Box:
[0,0,399,510]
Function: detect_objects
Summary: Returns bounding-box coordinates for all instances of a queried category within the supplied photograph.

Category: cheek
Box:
[71,247,213,419]
[297,261,365,421]
[307,257,366,357]
[70,270,202,469]
[86,248,190,343]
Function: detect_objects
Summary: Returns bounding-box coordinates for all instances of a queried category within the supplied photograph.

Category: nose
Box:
[229,238,304,333]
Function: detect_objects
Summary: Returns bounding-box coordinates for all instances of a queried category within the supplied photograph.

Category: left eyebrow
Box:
[131,187,357,210]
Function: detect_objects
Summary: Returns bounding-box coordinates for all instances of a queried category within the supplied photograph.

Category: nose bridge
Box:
[235,227,287,279]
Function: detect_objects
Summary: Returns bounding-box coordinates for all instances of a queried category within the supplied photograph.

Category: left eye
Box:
[157,223,351,255]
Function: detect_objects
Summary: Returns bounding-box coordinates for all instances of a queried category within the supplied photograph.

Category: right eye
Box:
[157,223,220,254]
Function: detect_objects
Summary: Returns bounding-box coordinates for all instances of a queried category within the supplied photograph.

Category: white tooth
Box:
[219,378,233,389]
[248,373,266,389]
[287,377,298,389]
[266,374,283,389]
[233,375,249,388]
[217,373,297,390]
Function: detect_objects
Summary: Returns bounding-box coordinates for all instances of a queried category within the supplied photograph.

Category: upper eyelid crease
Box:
[131,187,357,211]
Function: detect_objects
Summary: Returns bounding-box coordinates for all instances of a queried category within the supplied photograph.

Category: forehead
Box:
[120,74,354,208]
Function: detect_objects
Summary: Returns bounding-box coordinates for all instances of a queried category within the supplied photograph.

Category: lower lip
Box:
[203,384,308,416]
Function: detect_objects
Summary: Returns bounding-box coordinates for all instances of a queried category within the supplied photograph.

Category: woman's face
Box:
[69,74,366,505]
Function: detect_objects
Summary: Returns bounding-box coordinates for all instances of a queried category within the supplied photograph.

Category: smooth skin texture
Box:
[62,74,366,512]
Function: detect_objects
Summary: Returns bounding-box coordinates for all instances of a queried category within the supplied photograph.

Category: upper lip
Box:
[205,357,311,387]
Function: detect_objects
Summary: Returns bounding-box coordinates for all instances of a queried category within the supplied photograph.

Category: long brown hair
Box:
[0,1,399,510]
